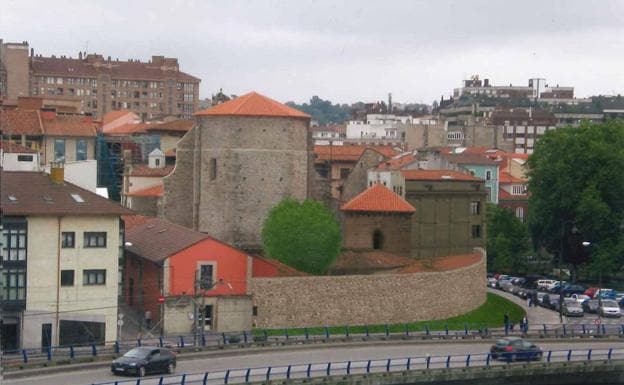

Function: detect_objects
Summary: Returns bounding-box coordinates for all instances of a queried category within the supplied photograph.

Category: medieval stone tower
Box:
[163,92,312,250]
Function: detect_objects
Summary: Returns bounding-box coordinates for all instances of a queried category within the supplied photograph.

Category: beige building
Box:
[0,40,200,120]
[0,169,132,350]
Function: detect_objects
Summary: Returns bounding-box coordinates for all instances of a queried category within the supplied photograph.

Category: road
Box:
[5,340,624,385]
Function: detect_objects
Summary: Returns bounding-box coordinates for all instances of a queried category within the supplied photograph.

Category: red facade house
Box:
[123,215,252,335]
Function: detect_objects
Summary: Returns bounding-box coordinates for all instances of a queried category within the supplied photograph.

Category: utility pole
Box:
[193,270,200,346]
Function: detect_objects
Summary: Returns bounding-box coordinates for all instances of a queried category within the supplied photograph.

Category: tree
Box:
[286,96,351,125]
[486,204,530,273]
[527,120,624,280]
[261,199,341,275]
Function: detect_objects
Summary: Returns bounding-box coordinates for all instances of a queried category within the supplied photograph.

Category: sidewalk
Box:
[488,288,562,326]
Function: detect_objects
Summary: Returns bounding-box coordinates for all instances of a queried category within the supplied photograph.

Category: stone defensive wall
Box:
[250,248,486,328]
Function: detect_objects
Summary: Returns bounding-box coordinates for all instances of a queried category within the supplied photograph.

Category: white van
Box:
[536,279,555,290]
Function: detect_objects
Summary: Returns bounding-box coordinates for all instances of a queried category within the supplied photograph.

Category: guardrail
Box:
[3,322,624,368]
[90,347,624,385]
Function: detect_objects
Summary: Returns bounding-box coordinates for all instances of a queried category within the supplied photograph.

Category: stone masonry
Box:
[342,212,412,257]
[163,115,310,250]
[250,249,486,328]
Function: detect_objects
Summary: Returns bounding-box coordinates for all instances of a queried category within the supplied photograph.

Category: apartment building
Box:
[0,40,200,120]
[0,168,132,351]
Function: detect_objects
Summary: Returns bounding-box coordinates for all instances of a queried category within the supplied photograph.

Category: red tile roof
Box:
[0,141,38,153]
[195,92,310,119]
[341,184,416,213]
[375,152,418,170]
[145,119,194,133]
[1,170,133,216]
[401,169,481,181]
[41,113,97,137]
[0,110,43,136]
[442,152,500,166]
[104,122,150,135]
[499,171,527,184]
[127,184,163,197]
[314,145,398,162]
[102,110,136,125]
[251,255,309,277]
[122,214,152,230]
[165,149,176,157]
[32,56,200,83]
[129,164,174,177]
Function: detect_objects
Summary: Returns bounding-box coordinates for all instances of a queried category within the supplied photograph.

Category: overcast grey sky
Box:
[3,0,623,105]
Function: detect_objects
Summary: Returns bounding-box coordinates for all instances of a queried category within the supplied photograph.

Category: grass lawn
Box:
[253,292,525,337]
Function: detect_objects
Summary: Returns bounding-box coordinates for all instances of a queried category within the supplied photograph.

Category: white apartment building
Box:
[0,168,132,351]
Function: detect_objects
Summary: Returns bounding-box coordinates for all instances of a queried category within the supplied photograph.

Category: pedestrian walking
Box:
[522,316,529,333]
[527,296,532,308]
[145,310,152,330]
[504,312,510,333]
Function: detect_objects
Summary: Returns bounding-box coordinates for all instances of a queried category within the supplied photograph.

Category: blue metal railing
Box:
[89,347,624,385]
[3,322,624,367]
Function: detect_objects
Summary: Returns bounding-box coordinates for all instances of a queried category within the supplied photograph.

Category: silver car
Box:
[562,299,584,317]
[599,300,622,318]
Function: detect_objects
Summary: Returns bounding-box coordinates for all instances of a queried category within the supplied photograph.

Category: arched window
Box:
[373,230,383,250]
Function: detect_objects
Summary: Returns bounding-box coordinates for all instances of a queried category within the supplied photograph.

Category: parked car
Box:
[536,279,556,290]
[490,337,543,361]
[560,284,587,297]
[584,287,600,298]
[543,294,561,310]
[599,300,622,318]
[111,347,176,377]
[487,277,497,288]
[562,299,584,317]
[536,292,548,307]
[570,294,591,304]
[595,289,617,300]
[582,300,600,314]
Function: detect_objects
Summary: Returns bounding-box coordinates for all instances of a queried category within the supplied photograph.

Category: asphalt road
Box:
[5,340,624,385]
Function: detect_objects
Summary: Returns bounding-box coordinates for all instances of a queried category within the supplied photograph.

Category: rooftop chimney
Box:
[50,162,64,184]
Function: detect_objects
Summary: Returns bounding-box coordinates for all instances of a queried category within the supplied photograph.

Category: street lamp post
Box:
[581,241,601,323]
[559,220,578,323]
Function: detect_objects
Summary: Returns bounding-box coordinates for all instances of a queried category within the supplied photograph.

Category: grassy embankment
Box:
[254,292,525,336]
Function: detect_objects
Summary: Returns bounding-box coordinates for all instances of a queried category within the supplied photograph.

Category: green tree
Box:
[262,199,341,275]
[286,96,351,125]
[486,204,530,273]
[527,120,624,280]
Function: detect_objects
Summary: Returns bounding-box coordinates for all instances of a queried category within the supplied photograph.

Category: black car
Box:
[582,299,600,314]
[111,347,176,377]
[490,337,543,361]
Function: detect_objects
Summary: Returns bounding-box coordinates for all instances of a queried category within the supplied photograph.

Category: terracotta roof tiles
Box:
[0,141,38,153]
[129,164,174,177]
[127,184,163,197]
[341,184,416,213]
[314,145,398,162]
[0,110,43,136]
[401,169,480,181]
[40,113,97,137]
[195,92,310,119]
[145,119,194,133]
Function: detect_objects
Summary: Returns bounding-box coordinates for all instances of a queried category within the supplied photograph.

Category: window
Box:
[84,232,106,248]
[512,185,526,195]
[485,170,492,180]
[373,230,383,250]
[61,232,75,248]
[1,268,26,301]
[471,225,481,239]
[470,201,480,215]
[199,264,214,290]
[340,168,350,179]
[83,269,106,285]
[1,224,27,261]
[61,270,75,286]
[76,139,88,161]
[516,207,525,222]
[209,158,217,180]
[155,158,161,167]
[17,155,33,162]
[54,139,65,162]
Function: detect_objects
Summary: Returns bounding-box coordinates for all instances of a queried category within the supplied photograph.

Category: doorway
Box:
[373,230,384,250]
[41,323,52,351]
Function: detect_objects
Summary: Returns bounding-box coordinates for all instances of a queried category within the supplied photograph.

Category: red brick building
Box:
[123,216,252,335]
